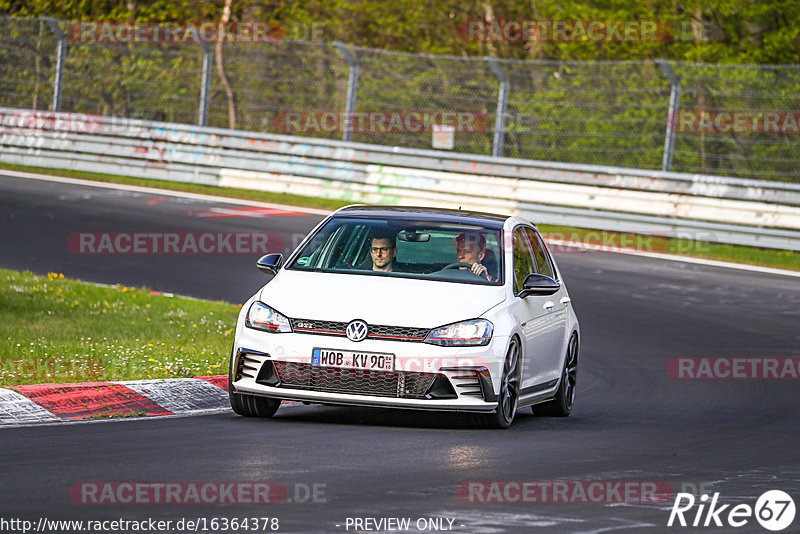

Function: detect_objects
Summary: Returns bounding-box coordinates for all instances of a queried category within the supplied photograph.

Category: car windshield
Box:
[287,217,503,285]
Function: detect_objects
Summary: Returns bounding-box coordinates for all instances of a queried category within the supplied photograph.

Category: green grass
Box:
[0,269,239,386]
[86,412,148,419]
[1,161,798,271]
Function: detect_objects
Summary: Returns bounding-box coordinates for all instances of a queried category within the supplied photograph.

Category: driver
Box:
[455,232,493,281]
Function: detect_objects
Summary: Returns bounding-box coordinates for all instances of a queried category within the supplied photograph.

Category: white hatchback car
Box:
[229,205,579,428]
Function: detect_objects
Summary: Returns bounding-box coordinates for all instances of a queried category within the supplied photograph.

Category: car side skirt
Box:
[517,379,560,408]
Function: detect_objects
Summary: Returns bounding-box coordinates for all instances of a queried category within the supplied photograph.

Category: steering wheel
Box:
[438,262,488,279]
[439,262,482,272]
[440,262,474,270]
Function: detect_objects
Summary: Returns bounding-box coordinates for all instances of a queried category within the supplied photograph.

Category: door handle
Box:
[560,296,571,305]
[543,301,554,310]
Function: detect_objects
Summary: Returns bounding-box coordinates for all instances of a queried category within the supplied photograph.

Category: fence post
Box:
[198,43,213,126]
[656,59,681,172]
[333,41,359,143]
[486,57,509,158]
[43,17,66,112]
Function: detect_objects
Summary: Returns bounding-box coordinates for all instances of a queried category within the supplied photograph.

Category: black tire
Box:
[533,333,578,417]
[472,337,521,429]
[228,346,281,418]
[229,390,281,418]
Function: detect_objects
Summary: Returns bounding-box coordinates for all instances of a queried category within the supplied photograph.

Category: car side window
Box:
[512,227,536,293]
[340,224,370,267]
[525,228,555,279]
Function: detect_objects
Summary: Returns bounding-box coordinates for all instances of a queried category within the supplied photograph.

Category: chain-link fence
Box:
[1,16,799,182]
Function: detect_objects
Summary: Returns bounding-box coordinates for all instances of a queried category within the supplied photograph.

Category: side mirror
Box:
[256,253,283,275]
[519,273,560,297]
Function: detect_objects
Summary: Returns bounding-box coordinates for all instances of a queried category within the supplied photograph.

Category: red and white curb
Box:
[0,375,230,425]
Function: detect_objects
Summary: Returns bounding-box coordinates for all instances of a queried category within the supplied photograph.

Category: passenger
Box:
[455,232,495,281]
[369,235,397,272]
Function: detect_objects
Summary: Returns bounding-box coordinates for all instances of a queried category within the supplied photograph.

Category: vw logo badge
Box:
[346,320,368,342]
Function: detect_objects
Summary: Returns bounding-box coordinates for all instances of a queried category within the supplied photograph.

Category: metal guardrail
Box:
[1,107,800,251]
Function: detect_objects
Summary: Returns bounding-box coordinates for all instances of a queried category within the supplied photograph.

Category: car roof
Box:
[333,205,509,229]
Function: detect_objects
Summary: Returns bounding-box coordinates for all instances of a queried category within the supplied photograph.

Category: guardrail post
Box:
[43,17,66,112]
[486,57,509,158]
[656,59,681,172]
[333,41,359,142]
[198,43,213,126]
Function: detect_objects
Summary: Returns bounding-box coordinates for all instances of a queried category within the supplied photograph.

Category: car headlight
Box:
[423,319,493,347]
[245,302,292,333]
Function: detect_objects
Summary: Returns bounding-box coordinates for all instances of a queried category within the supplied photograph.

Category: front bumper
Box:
[230,328,507,413]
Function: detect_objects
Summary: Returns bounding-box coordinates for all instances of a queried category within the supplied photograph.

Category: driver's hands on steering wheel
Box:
[468,262,488,277]
[440,262,489,279]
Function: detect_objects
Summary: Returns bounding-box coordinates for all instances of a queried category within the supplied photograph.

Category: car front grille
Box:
[367,324,429,341]
[271,362,438,399]
[289,318,429,342]
[289,319,348,336]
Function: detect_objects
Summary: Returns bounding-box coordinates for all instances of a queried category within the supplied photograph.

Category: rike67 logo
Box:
[668,490,796,531]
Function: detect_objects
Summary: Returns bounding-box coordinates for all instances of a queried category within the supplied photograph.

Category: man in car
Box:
[369,234,398,272]
[455,232,495,281]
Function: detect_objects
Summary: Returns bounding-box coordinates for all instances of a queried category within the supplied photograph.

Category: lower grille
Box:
[272,362,438,399]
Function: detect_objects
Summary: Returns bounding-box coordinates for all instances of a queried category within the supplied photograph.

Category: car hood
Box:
[258,270,505,327]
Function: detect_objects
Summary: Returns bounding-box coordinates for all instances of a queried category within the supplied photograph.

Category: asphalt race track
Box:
[1,173,799,533]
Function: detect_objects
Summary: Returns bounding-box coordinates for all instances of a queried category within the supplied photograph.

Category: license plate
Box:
[312,348,394,371]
